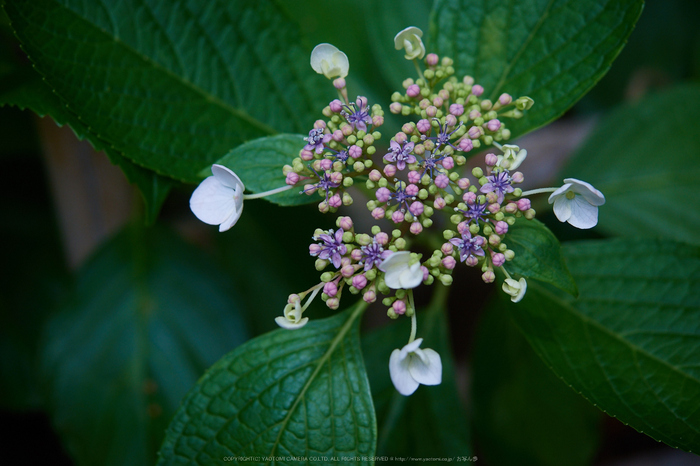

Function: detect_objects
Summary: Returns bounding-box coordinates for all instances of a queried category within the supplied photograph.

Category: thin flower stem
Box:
[520,187,558,197]
[408,289,417,344]
[501,266,512,280]
[492,141,503,151]
[413,58,425,83]
[243,185,293,200]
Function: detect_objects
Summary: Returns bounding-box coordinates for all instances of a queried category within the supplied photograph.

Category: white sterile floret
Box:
[394,26,425,60]
[310,43,349,79]
[190,164,245,232]
[502,277,527,303]
[498,144,527,170]
[548,178,606,229]
[378,251,423,289]
[275,300,309,330]
[389,338,442,396]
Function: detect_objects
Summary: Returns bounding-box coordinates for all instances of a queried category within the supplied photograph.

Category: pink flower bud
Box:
[341,264,355,278]
[441,242,454,255]
[348,145,362,159]
[472,84,484,96]
[351,249,363,261]
[363,289,376,303]
[457,221,469,235]
[409,201,424,216]
[408,171,422,184]
[426,53,439,66]
[332,129,344,142]
[517,198,531,211]
[407,84,421,97]
[488,203,501,214]
[421,266,430,281]
[323,281,338,297]
[320,159,333,171]
[330,99,343,112]
[406,184,419,196]
[499,93,512,105]
[419,99,430,110]
[491,253,506,267]
[445,114,457,127]
[303,184,316,196]
[512,171,524,183]
[376,187,391,203]
[435,174,450,189]
[375,232,389,245]
[285,172,300,185]
[369,169,382,182]
[485,153,498,166]
[373,115,384,127]
[341,257,351,267]
[434,196,446,209]
[469,110,481,120]
[410,222,423,235]
[449,103,464,116]
[392,299,406,315]
[329,194,342,208]
[394,132,408,144]
[318,201,329,213]
[389,102,402,114]
[371,207,386,220]
[466,255,479,267]
[402,123,415,134]
[339,216,353,231]
[482,270,495,283]
[433,97,444,107]
[457,178,470,190]
[442,256,456,269]
[309,244,322,255]
[442,156,455,170]
[326,297,340,309]
[495,221,509,235]
[301,149,314,161]
[489,234,501,247]
[352,274,367,290]
[329,171,343,184]
[463,191,477,204]
[391,210,405,223]
[486,119,501,132]
[314,119,326,129]
[417,119,431,133]
[468,126,482,139]
[505,202,518,213]
[459,138,474,152]
[426,106,438,117]
[333,78,346,89]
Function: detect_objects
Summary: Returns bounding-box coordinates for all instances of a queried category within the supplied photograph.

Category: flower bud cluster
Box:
[282,94,384,213]
[307,217,428,318]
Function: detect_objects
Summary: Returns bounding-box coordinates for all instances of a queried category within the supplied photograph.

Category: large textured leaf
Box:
[213,134,315,206]
[430,0,644,138]
[40,225,248,466]
[0,62,174,223]
[5,0,329,183]
[505,218,578,296]
[158,302,375,465]
[472,298,600,466]
[562,84,700,245]
[362,287,472,460]
[512,237,700,452]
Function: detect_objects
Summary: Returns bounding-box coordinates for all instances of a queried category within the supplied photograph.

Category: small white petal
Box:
[563,178,605,206]
[310,43,348,79]
[551,196,573,223]
[567,198,599,229]
[212,164,245,191]
[379,251,423,290]
[408,348,442,386]
[189,176,238,226]
[275,316,309,330]
[389,348,420,396]
[511,278,528,303]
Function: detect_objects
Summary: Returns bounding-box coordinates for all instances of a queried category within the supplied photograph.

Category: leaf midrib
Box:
[39,0,278,137]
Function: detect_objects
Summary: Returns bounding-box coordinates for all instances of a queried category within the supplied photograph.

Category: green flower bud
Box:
[315,259,329,271]
[418,189,429,200]
[366,145,377,155]
[469,223,480,235]
[443,230,455,239]
[504,249,515,261]
[450,214,462,224]
[320,272,334,282]
[378,178,388,188]
[342,231,354,243]
[422,218,433,228]
[342,192,353,205]
[444,194,455,204]
[356,233,371,246]
[423,206,434,217]
[364,159,373,168]
[440,274,453,286]
[367,200,377,210]
[429,256,441,267]
[482,135,493,146]
[395,237,407,249]
[424,274,435,285]
[365,268,377,280]
[392,229,402,238]
[348,286,359,295]
[382,297,395,306]
[515,96,534,110]
[395,289,406,299]
[483,225,493,236]
[494,212,505,221]
[449,172,460,181]
[472,167,484,178]
[387,309,398,319]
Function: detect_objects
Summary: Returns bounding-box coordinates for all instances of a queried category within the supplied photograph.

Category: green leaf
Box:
[505,218,578,296]
[213,134,315,206]
[429,0,644,138]
[5,0,329,183]
[0,62,175,223]
[512,237,700,452]
[40,225,249,466]
[472,297,600,466]
[362,287,472,459]
[158,302,376,465]
[562,84,700,245]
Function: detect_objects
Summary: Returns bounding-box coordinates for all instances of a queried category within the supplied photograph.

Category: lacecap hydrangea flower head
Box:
[188,26,605,396]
